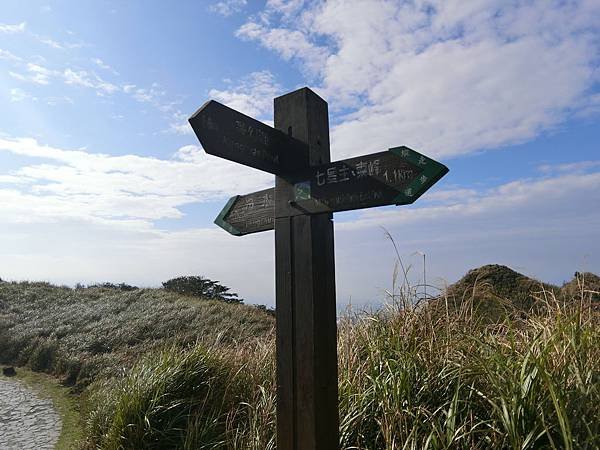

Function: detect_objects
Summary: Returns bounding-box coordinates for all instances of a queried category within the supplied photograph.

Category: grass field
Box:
[0,268,598,449]
[0,283,274,390]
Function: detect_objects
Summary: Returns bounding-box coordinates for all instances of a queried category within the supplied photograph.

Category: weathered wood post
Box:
[273,88,339,450]
[189,85,448,450]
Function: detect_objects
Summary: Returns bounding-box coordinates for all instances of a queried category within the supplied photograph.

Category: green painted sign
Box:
[214,188,274,236]
[212,146,448,234]
[283,146,448,214]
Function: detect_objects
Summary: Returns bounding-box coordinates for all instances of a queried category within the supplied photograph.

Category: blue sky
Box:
[1,0,599,307]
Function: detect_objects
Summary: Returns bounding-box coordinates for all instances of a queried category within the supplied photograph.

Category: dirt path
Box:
[0,377,62,450]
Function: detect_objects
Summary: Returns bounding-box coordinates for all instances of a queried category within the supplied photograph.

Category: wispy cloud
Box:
[209,0,248,16]
[45,96,74,106]
[63,68,119,95]
[538,160,600,174]
[5,53,181,134]
[33,33,86,50]
[91,57,119,75]
[0,48,23,63]
[9,88,37,103]
[9,63,56,85]
[0,22,26,33]
[38,37,64,49]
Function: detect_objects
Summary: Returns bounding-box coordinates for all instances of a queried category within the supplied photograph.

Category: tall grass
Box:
[85,337,277,450]
[85,278,600,449]
[0,282,274,389]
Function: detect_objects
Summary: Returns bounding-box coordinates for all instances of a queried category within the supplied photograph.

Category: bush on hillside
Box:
[87,282,139,291]
[253,304,276,317]
[162,276,243,304]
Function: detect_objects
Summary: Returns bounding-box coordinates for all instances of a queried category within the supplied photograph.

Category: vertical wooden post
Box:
[274,88,339,450]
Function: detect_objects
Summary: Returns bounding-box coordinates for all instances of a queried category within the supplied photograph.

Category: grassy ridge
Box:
[1,271,599,448]
[0,282,274,389]
[85,275,599,449]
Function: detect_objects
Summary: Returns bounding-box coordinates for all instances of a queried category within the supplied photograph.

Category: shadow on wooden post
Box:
[274,88,340,450]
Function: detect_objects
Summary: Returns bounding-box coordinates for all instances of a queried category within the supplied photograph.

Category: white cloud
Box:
[331,168,600,304]
[9,62,61,86]
[209,0,248,16]
[23,63,56,85]
[0,22,26,33]
[265,0,305,19]
[63,68,94,88]
[63,68,119,95]
[91,57,119,75]
[238,0,600,160]
[168,121,193,135]
[166,70,282,135]
[236,23,329,76]
[420,187,479,204]
[208,70,282,119]
[91,57,107,69]
[39,37,63,50]
[8,60,121,97]
[538,160,600,174]
[9,88,36,102]
[0,159,597,304]
[0,48,23,63]
[340,171,600,231]
[45,96,74,106]
[0,136,272,226]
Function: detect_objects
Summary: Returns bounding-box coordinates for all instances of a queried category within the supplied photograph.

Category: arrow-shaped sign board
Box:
[284,146,448,214]
[189,100,308,175]
[215,187,274,236]
[213,146,448,235]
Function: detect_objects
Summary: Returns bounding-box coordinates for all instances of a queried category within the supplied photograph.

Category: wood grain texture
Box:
[189,100,308,174]
[219,188,274,235]
[274,87,339,450]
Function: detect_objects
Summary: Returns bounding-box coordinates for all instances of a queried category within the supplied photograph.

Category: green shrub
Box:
[162,276,243,304]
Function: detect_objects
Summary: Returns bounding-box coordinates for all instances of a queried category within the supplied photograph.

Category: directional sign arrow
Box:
[189,100,308,175]
[215,187,275,236]
[279,146,448,216]
[215,146,447,234]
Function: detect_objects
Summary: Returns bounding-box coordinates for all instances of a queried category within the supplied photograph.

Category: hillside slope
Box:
[0,282,274,389]
[562,272,600,301]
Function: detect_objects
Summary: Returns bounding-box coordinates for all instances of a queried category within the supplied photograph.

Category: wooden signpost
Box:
[189,88,448,450]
